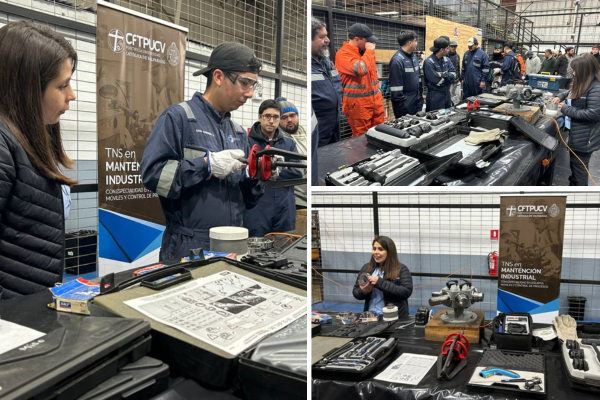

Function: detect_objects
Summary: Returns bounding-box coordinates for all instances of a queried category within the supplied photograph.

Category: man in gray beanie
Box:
[276,97,306,209]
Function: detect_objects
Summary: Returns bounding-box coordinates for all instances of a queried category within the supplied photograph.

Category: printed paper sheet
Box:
[0,320,45,356]
[125,270,306,356]
[375,353,437,385]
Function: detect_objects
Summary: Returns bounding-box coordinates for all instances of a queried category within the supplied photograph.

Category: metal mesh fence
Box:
[6,0,306,77]
[312,191,600,321]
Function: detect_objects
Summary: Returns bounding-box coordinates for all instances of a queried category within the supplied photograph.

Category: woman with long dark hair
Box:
[0,21,77,299]
[552,53,600,186]
[352,236,413,318]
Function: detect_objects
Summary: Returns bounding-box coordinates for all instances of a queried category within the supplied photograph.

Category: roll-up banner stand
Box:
[96,0,187,275]
[498,196,567,323]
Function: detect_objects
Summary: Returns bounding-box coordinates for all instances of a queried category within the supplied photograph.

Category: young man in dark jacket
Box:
[555,46,574,89]
[592,45,600,66]
[487,44,504,92]
[244,100,302,236]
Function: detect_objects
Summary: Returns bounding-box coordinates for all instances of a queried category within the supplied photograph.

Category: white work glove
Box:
[553,314,578,342]
[269,155,284,180]
[493,68,501,75]
[207,149,245,179]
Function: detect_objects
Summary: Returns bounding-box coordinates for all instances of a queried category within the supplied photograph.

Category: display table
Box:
[312,317,597,400]
[317,116,561,186]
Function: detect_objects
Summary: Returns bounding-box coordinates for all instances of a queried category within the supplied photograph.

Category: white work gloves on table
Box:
[465,128,502,146]
[553,314,578,342]
[207,149,245,179]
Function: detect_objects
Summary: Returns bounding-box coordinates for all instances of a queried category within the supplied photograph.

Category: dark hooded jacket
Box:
[243,122,301,237]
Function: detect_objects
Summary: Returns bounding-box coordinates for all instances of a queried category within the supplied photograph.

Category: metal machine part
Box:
[437,331,470,380]
[247,237,275,254]
[497,84,543,111]
[382,304,399,322]
[358,272,370,286]
[415,307,433,327]
[429,280,484,324]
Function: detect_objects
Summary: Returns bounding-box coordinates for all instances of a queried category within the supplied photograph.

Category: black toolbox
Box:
[410,125,504,174]
[0,291,151,400]
[91,257,307,391]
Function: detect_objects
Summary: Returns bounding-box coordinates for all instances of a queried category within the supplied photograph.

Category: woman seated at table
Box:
[552,53,600,186]
[352,236,413,318]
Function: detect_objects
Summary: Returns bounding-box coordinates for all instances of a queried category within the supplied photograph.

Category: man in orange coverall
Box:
[336,23,385,137]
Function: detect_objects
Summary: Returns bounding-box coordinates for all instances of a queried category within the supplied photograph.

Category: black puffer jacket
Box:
[0,118,64,299]
[558,80,600,153]
[352,262,413,318]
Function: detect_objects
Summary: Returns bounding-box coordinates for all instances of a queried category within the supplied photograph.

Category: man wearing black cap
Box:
[423,37,457,112]
[336,23,385,137]
[141,42,264,261]
[461,37,489,99]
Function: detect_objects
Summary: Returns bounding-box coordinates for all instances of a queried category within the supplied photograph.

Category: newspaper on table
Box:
[0,320,45,356]
[374,353,437,385]
[124,270,306,356]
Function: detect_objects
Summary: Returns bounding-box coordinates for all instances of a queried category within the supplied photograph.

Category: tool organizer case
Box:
[325,151,419,186]
[92,258,306,390]
[392,153,462,186]
[0,292,152,400]
[320,321,394,338]
[79,356,169,400]
[278,235,308,281]
[238,316,306,400]
[312,337,399,381]
[467,349,546,398]
[410,125,503,173]
[560,340,600,393]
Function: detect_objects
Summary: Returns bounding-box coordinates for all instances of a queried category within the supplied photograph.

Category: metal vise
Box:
[429,280,484,324]
[497,84,543,111]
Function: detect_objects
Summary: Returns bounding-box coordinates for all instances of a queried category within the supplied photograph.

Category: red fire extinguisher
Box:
[488,251,498,276]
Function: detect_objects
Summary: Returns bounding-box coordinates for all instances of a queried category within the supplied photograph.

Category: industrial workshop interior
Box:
[0,0,308,399]
[311,190,600,399]
[312,0,600,186]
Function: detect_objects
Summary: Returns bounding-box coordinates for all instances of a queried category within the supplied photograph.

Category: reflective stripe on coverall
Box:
[336,42,385,137]
[389,48,423,118]
[461,48,490,98]
[311,56,342,147]
[140,92,263,261]
[424,54,457,112]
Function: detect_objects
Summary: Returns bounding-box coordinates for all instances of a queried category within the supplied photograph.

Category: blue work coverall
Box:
[243,122,302,237]
[389,48,423,118]
[140,93,263,261]
[311,56,343,147]
[461,48,490,98]
[424,54,457,112]
[501,51,517,86]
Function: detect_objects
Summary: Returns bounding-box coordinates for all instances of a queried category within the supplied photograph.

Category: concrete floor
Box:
[551,130,600,186]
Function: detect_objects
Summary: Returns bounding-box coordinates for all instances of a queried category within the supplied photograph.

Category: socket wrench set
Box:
[366,114,458,151]
[561,339,600,393]
[325,149,419,186]
[321,321,393,338]
[313,337,398,379]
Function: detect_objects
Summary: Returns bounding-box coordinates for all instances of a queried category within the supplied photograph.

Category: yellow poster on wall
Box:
[425,15,480,59]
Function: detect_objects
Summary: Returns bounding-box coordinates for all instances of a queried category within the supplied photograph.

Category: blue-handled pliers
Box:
[479,368,520,379]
